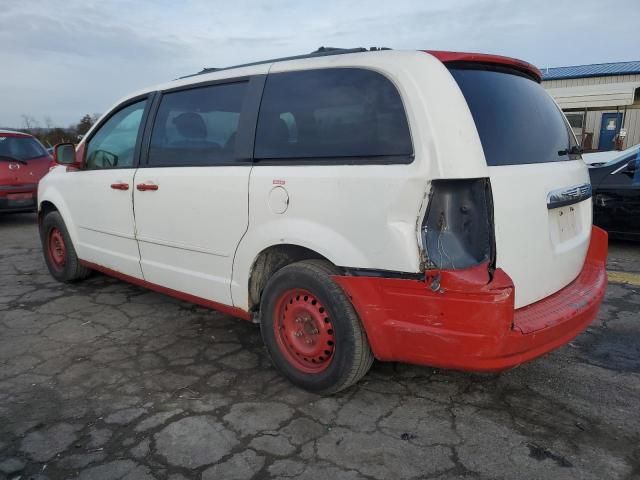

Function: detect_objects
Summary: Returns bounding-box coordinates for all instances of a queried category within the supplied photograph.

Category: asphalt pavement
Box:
[1,212,639,480]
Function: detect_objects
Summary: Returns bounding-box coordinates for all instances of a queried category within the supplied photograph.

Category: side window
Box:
[254,68,413,161]
[86,100,147,169]
[148,81,248,167]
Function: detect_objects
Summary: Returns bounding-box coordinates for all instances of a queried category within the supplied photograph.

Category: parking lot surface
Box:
[1,213,639,480]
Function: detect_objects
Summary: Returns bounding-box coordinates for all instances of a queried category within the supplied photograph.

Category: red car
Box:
[0,130,52,213]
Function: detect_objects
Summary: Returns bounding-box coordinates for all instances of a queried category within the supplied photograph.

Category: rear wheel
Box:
[41,211,90,282]
[260,260,373,394]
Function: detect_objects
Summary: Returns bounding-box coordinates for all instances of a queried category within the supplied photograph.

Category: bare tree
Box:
[21,114,39,132]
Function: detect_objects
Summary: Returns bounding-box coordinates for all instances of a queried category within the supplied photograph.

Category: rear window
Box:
[254,68,413,162]
[0,135,48,161]
[449,67,578,166]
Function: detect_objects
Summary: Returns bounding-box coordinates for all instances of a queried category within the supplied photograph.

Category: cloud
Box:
[0,0,638,126]
[0,13,183,61]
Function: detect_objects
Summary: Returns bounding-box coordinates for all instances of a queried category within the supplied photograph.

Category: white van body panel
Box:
[231,166,427,309]
[266,50,489,180]
[230,51,490,309]
[38,168,79,244]
[489,161,591,308]
[38,50,593,312]
[133,166,250,305]
[39,167,143,279]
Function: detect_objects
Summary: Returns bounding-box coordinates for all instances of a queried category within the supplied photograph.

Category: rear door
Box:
[133,76,263,305]
[450,67,592,308]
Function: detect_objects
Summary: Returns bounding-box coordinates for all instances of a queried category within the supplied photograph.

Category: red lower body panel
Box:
[80,260,251,321]
[333,226,608,372]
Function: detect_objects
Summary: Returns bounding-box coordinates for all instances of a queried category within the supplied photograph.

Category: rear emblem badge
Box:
[546,183,592,210]
[8,163,20,170]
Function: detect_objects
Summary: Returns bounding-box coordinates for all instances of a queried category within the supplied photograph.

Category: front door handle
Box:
[136,183,158,191]
[110,182,129,190]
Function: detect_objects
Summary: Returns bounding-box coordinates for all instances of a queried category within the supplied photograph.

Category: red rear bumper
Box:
[333,226,608,372]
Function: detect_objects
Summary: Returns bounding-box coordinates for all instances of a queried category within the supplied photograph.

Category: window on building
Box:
[254,68,413,161]
[565,112,585,130]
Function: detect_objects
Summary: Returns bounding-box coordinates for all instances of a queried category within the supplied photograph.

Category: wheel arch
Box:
[37,187,79,247]
[231,219,372,311]
[245,244,337,312]
[38,200,58,225]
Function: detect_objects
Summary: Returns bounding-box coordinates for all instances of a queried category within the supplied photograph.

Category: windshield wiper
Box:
[0,155,28,165]
[558,146,582,156]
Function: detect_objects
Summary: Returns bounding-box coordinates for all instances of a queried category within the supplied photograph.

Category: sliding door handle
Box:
[136,183,159,191]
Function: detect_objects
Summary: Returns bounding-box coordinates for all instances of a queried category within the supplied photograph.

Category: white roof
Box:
[545,82,640,109]
[124,49,405,99]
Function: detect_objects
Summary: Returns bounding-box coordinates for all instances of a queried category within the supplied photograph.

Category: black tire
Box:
[40,211,91,282]
[260,259,374,394]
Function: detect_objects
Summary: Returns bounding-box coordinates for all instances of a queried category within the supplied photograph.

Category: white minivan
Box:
[39,48,608,393]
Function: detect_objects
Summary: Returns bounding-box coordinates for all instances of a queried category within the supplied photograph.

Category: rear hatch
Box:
[448,65,591,308]
[0,134,51,188]
[0,156,50,186]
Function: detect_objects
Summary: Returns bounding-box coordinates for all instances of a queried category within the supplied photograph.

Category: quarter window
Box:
[148,82,248,167]
[86,100,147,169]
[254,68,413,161]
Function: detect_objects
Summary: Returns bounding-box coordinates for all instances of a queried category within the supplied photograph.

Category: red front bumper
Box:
[333,226,608,372]
[0,184,38,212]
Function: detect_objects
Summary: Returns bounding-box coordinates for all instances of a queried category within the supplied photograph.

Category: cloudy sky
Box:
[1,0,638,128]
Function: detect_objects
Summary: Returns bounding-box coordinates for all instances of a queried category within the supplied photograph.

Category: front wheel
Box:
[260,260,373,394]
[40,211,90,282]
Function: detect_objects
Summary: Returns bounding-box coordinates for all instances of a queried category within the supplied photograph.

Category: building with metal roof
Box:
[542,61,640,81]
[541,60,640,151]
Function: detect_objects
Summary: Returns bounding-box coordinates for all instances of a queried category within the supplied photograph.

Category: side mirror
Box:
[53,143,76,165]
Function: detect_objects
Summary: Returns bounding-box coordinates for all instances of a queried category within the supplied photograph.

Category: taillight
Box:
[421,178,495,270]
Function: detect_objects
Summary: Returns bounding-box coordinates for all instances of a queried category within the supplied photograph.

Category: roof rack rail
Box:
[181,46,391,79]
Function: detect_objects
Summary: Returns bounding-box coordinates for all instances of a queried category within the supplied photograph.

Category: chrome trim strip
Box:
[546,183,592,209]
[611,163,630,175]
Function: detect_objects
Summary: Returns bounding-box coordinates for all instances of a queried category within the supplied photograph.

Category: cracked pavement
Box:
[1,213,639,479]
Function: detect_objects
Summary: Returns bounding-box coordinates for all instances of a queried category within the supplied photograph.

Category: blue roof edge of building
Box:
[541,60,640,81]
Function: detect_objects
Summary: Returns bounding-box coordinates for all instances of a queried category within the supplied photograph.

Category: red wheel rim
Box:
[48,227,66,270]
[273,289,336,373]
